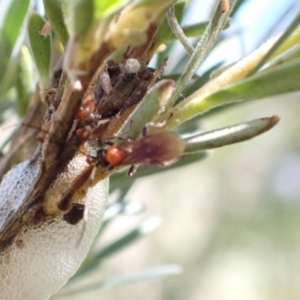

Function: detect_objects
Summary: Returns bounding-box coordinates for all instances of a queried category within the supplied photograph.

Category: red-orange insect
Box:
[97,131,186,175]
[75,94,96,121]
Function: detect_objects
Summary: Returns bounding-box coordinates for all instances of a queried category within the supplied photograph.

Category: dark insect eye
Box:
[63,203,85,225]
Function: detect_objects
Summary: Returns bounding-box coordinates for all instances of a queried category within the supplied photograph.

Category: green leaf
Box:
[184,116,279,154]
[0,0,31,93]
[249,13,300,75]
[61,0,127,74]
[265,44,300,71]
[61,0,126,42]
[73,0,94,40]
[94,0,128,18]
[15,46,34,116]
[107,0,176,49]
[27,11,51,89]
[166,0,238,107]
[117,79,174,139]
[43,0,69,47]
[154,2,186,50]
[167,57,300,127]
[177,63,223,103]
[200,58,300,115]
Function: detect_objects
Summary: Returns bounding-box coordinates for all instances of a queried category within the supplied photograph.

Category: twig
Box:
[166,6,194,55]
[166,0,238,108]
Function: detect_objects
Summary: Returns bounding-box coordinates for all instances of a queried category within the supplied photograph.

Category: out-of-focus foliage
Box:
[0,0,300,299]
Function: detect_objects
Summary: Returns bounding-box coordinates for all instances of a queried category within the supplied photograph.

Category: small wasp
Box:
[96,131,186,175]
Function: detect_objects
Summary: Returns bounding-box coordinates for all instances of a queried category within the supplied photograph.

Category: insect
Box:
[63,203,85,225]
[96,131,186,176]
[61,130,186,238]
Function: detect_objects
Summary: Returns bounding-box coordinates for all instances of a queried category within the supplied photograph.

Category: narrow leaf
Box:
[184,116,280,154]
[28,11,51,89]
[117,79,174,138]
[0,0,31,80]
[199,58,300,115]
[168,57,300,126]
[43,0,69,47]
[0,0,31,93]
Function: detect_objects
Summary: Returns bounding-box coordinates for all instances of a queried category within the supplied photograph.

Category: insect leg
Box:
[142,121,166,136]
[128,164,139,176]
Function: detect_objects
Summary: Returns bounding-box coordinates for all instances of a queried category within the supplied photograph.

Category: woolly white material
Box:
[0,159,109,300]
[0,160,39,230]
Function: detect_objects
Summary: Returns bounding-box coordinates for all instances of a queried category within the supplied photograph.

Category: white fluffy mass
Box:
[0,158,109,300]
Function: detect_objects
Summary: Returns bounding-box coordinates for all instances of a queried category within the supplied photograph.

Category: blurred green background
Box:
[84,1,300,300]
[1,0,300,299]
[106,95,299,300]
[89,96,300,300]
